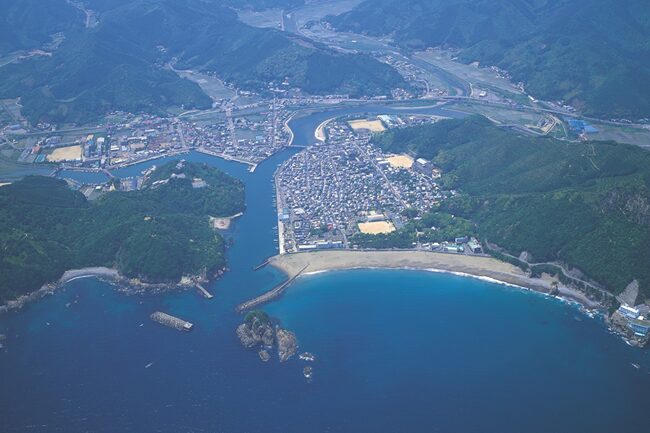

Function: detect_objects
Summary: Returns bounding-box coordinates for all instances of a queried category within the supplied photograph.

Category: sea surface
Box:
[1,109,650,432]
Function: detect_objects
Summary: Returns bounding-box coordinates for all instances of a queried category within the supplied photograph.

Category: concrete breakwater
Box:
[236,265,309,313]
[150,311,194,331]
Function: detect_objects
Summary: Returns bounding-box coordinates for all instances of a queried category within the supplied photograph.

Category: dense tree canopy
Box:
[370,116,650,297]
[329,0,650,119]
[0,161,245,302]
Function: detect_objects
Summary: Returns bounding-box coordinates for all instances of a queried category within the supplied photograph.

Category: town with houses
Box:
[275,114,483,257]
[0,46,648,346]
[9,98,297,175]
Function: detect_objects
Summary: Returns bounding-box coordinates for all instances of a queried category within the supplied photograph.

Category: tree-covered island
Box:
[0,161,245,303]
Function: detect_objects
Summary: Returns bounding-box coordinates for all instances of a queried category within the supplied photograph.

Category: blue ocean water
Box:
[1,112,649,432]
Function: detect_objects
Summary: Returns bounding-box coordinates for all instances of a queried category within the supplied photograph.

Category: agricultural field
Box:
[588,124,650,149]
[415,50,524,97]
[173,69,236,101]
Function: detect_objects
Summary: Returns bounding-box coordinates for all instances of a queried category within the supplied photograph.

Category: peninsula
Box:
[0,160,245,305]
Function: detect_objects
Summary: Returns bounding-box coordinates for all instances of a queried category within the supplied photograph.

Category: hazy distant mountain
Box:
[0,0,82,54]
[329,0,650,119]
[0,0,404,125]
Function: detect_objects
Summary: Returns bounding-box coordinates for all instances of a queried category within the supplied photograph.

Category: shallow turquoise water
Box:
[2,117,649,432]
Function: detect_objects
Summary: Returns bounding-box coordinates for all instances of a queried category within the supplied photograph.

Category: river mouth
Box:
[2,107,649,433]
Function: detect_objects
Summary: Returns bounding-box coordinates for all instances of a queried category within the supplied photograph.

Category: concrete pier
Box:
[196,284,214,299]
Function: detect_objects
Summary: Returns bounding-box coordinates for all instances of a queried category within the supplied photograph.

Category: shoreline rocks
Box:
[276,329,298,362]
[1,267,222,315]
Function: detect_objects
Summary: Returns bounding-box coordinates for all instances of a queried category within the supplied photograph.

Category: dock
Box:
[196,284,214,299]
[150,311,194,331]
[236,265,309,313]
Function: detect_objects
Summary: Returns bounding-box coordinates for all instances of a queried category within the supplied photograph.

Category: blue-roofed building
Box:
[616,305,650,338]
[565,118,599,134]
[628,319,650,337]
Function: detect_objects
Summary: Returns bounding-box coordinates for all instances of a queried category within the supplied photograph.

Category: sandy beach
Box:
[268,250,601,308]
[314,118,335,141]
[59,267,121,283]
[210,212,243,230]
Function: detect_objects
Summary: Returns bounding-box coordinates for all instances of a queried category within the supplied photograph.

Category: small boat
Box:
[145,362,154,369]
[303,366,313,379]
[631,363,640,369]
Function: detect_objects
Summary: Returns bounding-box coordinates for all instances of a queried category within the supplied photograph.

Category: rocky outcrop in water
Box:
[236,311,275,348]
[236,310,298,362]
[276,329,298,362]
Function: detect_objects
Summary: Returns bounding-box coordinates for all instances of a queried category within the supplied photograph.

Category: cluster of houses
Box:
[276,116,450,253]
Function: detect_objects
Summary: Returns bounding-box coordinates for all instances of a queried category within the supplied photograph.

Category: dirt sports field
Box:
[46,145,83,162]
[348,119,386,132]
[386,154,413,169]
[358,221,396,234]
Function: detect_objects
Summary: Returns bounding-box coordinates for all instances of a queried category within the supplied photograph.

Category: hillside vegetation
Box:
[372,116,650,297]
[0,161,245,303]
[0,0,405,125]
[329,0,650,119]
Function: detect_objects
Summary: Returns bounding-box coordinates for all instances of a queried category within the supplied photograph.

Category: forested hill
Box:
[373,116,650,299]
[0,0,405,125]
[0,161,245,303]
[328,0,650,120]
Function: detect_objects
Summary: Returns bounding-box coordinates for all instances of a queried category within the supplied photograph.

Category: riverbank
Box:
[268,250,603,309]
[314,117,335,141]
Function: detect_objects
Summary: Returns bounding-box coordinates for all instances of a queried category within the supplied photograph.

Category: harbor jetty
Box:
[253,258,270,271]
[196,284,214,299]
[236,265,309,313]
[150,312,194,331]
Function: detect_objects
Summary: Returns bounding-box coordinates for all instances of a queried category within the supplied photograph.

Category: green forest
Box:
[0,0,404,125]
[329,0,650,119]
[370,116,650,298]
[0,161,245,302]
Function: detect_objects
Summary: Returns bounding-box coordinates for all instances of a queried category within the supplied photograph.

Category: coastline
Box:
[0,266,215,314]
[0,267,120,314]
[267,250,603,310]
